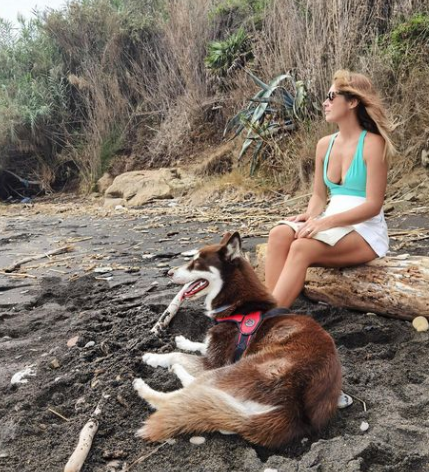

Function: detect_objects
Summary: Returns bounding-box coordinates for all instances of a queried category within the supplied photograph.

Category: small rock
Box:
[67,336,79,348]
[189,436,205,445]
[50,358,61,369]
[181,249,198,257]
[84,341,96,348]
[412,316,429,332]
[360,421,369,432]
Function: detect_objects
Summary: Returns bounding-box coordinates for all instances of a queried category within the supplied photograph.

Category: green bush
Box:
[205,28,253,77]
[383,13,429,66]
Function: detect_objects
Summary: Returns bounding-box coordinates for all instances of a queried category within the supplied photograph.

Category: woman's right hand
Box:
[284,212,310,222]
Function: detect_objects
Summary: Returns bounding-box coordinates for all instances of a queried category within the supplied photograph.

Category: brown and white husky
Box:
[133,232,342,448]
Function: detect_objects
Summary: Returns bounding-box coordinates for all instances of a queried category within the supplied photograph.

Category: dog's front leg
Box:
[175,335,208,355]
[143,352,205,377]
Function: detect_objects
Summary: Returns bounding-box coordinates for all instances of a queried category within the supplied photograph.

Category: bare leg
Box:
[272,232,377,307]
[265,225,295,292]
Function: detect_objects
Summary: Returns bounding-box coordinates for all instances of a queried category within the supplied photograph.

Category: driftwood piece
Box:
[64,393,109,472]
[4,245,73,273]
[255,244,429,320]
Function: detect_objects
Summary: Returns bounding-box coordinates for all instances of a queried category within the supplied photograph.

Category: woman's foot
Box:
[338,391,353,409]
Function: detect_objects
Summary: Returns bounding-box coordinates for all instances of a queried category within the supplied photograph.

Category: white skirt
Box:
[323,195,389,257]
[278,195,389,257]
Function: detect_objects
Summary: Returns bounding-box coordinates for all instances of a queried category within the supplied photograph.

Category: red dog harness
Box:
[215,308,290,362]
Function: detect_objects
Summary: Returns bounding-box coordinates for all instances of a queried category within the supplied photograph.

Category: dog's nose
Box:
[167,267,177,277]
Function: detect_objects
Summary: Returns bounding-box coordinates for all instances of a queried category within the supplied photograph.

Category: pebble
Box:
[84,341,96,348]
[360,421,370,432]
[67,335,79,347]
[412,316,429,332]
[50,358,61,369]
[189,436,206,445]
[11,365,36,384]
[263,469,278,472]
[181,249,198,257]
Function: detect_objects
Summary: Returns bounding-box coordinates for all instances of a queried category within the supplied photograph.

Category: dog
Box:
[133,232,342,448]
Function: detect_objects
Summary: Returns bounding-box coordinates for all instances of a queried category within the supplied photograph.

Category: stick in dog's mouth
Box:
[182,279,209,298]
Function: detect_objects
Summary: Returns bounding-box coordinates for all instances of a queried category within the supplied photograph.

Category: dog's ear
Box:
[220,232,232,245]
[222,232,242,260]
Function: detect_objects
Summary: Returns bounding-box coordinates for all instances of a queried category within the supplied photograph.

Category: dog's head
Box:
[168,232,243,315]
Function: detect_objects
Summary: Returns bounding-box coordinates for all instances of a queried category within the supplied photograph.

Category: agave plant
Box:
[224,69,313,174]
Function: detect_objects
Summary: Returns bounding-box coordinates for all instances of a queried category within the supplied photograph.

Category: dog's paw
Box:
[133,378,149,395]
[174,336,195,352]
[142,353,170,368]
[174,335,189,350]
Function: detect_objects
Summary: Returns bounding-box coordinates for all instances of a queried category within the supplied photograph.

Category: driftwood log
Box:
[255,244,429,320]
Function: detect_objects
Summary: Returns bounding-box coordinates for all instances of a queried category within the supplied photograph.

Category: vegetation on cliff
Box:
[0,0,428,196]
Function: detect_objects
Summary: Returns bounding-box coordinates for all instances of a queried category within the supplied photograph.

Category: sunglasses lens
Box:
[328,91,335,101]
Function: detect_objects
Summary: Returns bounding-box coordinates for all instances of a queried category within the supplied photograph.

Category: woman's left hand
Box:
[296,216,333,239]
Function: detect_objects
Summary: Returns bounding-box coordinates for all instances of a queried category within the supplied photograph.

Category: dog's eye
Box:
[188,259,203,271]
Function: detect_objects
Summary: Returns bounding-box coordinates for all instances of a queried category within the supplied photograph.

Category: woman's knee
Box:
[287,239,315,265]
[267,225,294,248]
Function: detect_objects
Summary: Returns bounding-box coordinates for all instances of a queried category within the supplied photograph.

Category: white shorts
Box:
[323,195,389,257]
[278,195,389,257]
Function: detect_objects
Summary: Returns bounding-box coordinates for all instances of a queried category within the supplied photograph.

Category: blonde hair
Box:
[333,69,396,162]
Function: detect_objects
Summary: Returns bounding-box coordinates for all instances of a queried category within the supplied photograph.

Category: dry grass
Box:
[1,0,428,195]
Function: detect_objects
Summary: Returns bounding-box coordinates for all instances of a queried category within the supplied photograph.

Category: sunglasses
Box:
[326,91,344,102]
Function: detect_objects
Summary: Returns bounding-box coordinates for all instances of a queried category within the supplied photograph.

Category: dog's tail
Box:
[136,385,295,447]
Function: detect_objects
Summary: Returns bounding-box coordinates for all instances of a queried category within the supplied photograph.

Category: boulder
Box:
[97,172,114,195]
[104,169,196,207]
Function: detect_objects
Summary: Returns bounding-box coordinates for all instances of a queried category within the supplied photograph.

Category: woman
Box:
[266,69,395,307]
[265,70,395,407]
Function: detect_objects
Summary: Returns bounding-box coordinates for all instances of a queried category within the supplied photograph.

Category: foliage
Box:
[385,13,429,66]
[223,70,316,175]
[211,0,269,30]
[1,0,429,195]
[205,28,253,77]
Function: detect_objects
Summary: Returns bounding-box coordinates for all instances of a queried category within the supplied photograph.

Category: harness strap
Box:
[215,307,291,362]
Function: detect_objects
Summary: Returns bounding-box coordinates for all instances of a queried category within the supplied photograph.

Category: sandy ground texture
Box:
[1,193,429,472]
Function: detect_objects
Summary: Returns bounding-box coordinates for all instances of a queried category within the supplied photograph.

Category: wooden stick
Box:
[0,271,37,279]
[4,245,73,273]
[64,393,109,472]
[124,442,168,471]
[150,285,189,334]
[48,407,70,422]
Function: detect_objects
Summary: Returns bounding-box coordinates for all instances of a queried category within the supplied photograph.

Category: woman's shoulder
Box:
[316,134,336,154]
[363,131,385,160]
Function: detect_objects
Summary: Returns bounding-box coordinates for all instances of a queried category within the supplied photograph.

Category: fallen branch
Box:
[64,393,110,472]
[0,271,37,279]
[124,442,168,471]
[4,245,74,273]
[150,283,192,334]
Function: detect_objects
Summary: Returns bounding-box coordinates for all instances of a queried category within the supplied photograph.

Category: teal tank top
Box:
[323,130,367,197]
